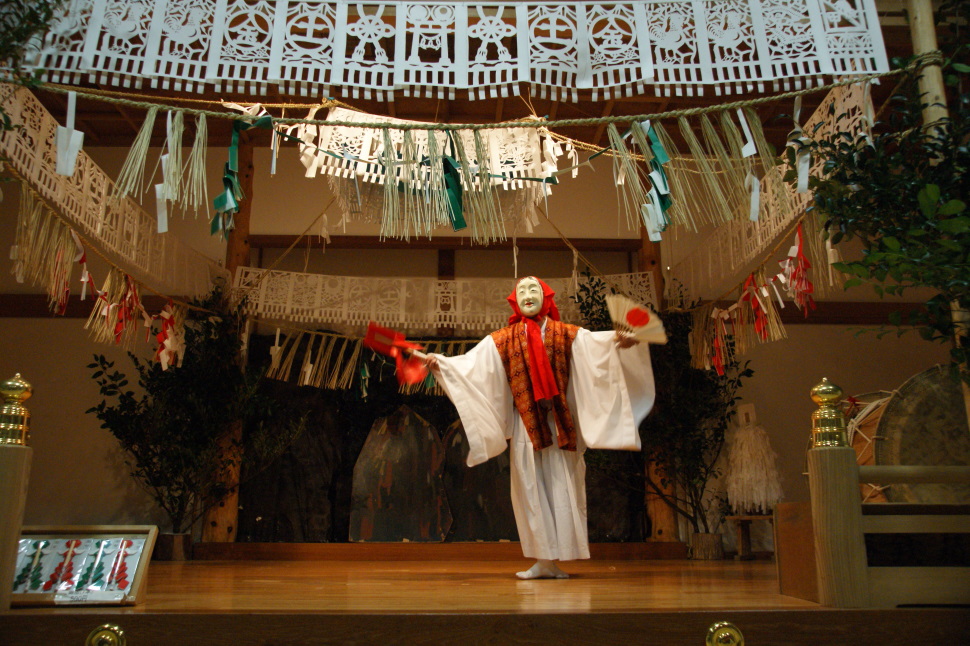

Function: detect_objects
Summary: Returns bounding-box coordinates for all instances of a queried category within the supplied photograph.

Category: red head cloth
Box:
[506,276,560,325]
[506,276,560,401]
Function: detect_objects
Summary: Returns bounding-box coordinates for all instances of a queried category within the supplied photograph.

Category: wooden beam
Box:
[248,235,642,252]
[224,130,256,277]
[202,128,257,545]
[97,84,142,136]
[548,99,559,121]
[437,248,456,336]
[0,294,170,318]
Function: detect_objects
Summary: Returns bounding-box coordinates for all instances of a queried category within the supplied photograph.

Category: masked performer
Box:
[425,276,657,579]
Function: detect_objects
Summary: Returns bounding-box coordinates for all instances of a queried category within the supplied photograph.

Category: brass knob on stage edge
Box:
[706,621,744,646]
[810,377,847,448]
[0,373,32,446]
[86,624,126,646]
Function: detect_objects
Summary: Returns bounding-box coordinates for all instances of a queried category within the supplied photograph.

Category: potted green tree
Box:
[786,1,968,390]
[87,287,303,559]
[573,275,751,557]
[638,303,751,559]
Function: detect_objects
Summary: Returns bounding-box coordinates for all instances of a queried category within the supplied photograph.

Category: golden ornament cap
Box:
[810,377,843,406]
[810,377,847,448]
[0,372,32,446]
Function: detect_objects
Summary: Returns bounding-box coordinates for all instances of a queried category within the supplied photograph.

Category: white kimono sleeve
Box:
[568,329,656,451]
[432,336,514,467]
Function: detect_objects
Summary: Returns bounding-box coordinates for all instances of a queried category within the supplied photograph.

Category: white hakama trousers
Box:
[434,330,654,564]
[510,423,589,562]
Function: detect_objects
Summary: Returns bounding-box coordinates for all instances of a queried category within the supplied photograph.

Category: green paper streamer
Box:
[646,123,670,165]
[442,156,466,231]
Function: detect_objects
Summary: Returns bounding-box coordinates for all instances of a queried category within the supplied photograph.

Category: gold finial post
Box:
[810,377,847,447]
[0,373,32,446]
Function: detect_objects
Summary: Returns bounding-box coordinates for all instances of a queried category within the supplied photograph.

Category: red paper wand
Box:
[363,322,429,385]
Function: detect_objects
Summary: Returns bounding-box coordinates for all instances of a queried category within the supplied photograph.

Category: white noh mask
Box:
[516,277,543,317]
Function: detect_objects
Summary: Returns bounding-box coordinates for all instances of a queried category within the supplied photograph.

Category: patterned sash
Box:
[491,318,579,451]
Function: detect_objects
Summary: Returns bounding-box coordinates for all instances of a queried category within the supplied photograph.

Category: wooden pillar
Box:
[906,0,948,128]
[806,378,869,607]
[437,249,455,337]
[807,447,869,607]
[0,446,31,610]
[637,226,664,307]
[638,226,678,541]
[644,457,678,542]
[201,129,255,543]
[905,0,970,423]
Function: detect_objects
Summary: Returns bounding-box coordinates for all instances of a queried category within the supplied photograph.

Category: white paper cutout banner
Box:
[30,0,888,100]
[0,87,226,299]
[233,266,659,336]
[667,80,871,299]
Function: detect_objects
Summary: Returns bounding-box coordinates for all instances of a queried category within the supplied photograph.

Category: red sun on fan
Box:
[625,307,651,328]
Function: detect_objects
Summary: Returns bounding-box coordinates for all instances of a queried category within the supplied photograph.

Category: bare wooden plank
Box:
[862,515,970,533]
[868,567,970,608]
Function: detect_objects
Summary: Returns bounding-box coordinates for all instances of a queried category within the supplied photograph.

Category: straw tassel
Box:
[700,114,748,219]
[163,110,183,203]
[379,127,402,239]
[607,124,649,232]
[690,302,716,371]
[400,130,429,236]
[12,188,81,313]
[650,122,704,231]
[473,130,504,243]
[679,116,733,225]
[114,106,158,200]
[425,130,450,229]
[743,107,792,220]
[184,114,209,217]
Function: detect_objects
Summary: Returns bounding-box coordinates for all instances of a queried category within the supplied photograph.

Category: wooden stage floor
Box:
[2,550,969,645]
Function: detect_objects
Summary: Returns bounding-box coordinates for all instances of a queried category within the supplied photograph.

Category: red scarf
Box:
[506,277,561,402]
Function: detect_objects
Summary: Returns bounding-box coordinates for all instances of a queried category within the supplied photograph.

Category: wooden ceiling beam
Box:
[249,234,642,252]
[548,99,559,121]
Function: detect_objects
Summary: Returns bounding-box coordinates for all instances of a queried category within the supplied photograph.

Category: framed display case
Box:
[10,525,157,606]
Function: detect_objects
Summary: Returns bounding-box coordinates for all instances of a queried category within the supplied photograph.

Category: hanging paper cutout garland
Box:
[152,301,185,370]
[55,91,85,177]
[741,274,770,342]
[778,223,816,317]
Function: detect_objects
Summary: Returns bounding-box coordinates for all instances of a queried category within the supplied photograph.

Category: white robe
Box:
[434,328,656,561]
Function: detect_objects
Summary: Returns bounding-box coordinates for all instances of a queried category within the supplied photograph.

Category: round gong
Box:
[874,365,970,503]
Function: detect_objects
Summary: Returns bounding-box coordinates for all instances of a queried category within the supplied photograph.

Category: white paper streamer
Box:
[155,183,168,233]
[745,170,760,221]
[735,108,757,158]
[55,91,85,176]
